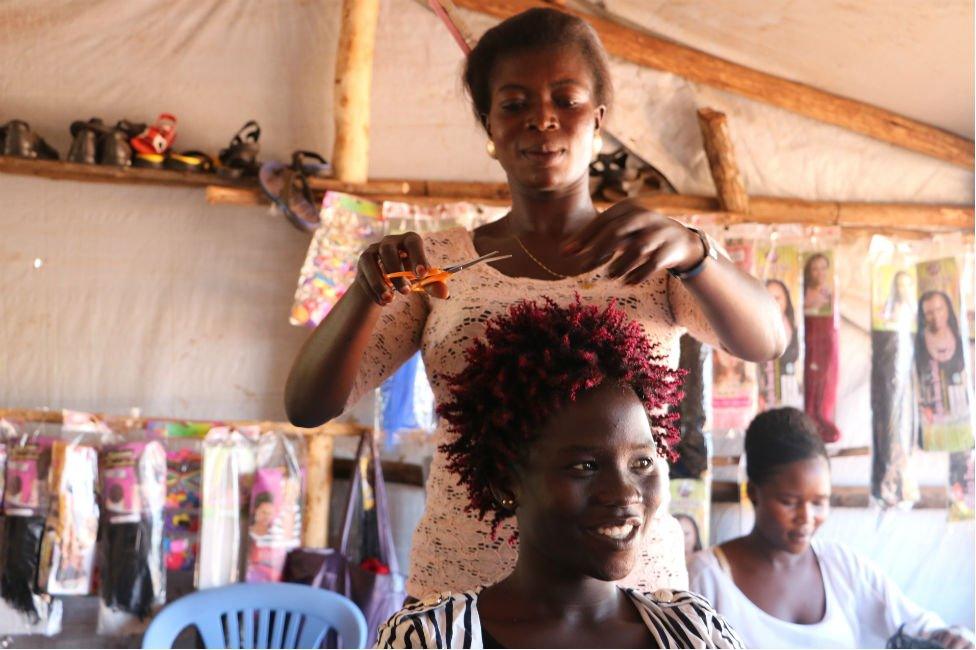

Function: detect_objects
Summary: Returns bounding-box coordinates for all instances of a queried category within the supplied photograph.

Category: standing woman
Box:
[286,8,786,600]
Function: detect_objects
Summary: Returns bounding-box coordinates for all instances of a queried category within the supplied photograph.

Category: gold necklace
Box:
[514,235,569,279]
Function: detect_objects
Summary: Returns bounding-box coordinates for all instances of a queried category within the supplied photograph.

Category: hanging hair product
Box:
[38,440,99,595]
[712,238,758,433]
[757,238,804,411]
[100,440,166,618]
[245,432,305,583]
[915,257,974,452]
[163,445,202,573]
[803,243,842,442]
[196,427,256,589]
[1,437,52,620]
[671,334,711,479]
[869,238,921,507]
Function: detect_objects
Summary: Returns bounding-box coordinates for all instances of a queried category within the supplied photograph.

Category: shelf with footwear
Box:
[0,155,255,189]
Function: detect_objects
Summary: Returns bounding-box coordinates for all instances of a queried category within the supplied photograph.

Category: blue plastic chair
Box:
[141,582,367,649]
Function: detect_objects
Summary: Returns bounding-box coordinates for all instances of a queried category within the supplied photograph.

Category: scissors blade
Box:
[443,251,512,274]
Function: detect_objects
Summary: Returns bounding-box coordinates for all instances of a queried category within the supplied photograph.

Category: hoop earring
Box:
[499,497,516,510]
[592,132,603,160]
[486,140,497,159]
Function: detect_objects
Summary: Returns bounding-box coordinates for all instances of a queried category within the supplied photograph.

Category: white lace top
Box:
[345,227,719,599]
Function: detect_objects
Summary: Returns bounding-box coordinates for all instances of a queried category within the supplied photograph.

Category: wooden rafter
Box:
[697,108,750,213]
[333,0,380,183]
[450,0,974,169]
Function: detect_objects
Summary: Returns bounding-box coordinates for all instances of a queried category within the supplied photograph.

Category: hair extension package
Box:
[196,426,257,589]
[712,229,759,433]
[37,440,100,596]
[98,438,167,619]
[245,431,306,583]
[0,427,62,633]
[756,226,805,411]
[802,228,842,442]
[868,236,921,508]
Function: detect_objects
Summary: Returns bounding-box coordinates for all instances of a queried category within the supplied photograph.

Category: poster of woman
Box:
[915,258,974,452]
[712,239,758,432]
[803,251,835,317]
[757,244,803,409]
[873,266,918,332]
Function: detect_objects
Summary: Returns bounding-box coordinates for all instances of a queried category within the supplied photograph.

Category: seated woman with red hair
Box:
[377,298,741,649]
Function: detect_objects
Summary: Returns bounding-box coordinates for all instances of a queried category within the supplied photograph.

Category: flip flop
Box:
[164,150,214,173]
[1,120,60,160]
[217,120,261,179]
[133,153,166,169]
[259,151,332,232]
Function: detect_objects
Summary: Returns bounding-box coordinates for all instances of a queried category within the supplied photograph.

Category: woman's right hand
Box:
[356,231,449,306]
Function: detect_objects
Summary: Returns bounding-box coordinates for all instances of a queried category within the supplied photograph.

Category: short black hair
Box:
[463,8,614,130]
[253,492,274,509]
[744,407,828,485]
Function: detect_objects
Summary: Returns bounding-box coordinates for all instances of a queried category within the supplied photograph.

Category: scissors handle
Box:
[384,268,451,292]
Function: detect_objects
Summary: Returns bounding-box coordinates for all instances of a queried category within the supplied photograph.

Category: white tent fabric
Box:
[0,0,972,635]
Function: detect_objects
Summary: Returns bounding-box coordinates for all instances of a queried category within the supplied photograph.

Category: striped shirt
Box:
[375,587,744,648]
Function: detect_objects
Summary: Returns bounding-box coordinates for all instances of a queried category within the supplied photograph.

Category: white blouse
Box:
[688,538,948,648]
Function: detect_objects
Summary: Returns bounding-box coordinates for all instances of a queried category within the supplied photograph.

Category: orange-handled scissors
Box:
[384,250,512,292]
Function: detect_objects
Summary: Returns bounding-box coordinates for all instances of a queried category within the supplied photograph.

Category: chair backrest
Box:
[141,582,367,649]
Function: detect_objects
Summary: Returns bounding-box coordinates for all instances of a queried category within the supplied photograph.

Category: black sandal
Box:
[217,120,261,179]
[68,118,107,164]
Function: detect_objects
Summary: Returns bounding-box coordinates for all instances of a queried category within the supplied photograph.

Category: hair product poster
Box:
[670,478,709,556]
[803,249,841,442]
[757,243,803,410]
[712,239,758,433]
[915,258,974,452]
[948,451,975,522]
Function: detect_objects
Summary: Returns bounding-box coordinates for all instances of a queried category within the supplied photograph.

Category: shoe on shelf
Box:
[1,120,60,160]
[130,113,177,155]
[260,150,332,232]
[67,118,107,164]
[217,120,261,179]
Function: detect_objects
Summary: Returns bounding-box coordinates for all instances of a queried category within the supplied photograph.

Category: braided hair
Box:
[438,297,684,538]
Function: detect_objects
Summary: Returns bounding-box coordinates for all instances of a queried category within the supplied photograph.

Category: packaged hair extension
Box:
[712,236,758,433]
[37,440,99,595]
[915,257,974,452]
[196,427,256,589]
[802,232,842,442]
[163,445,202,573]
[869,237,921,508]
[671,335,711,479]
[1,434,53,620]
[100,440,166,618]
[948,450,975,521]
[669,479,709,554]
[756,234,804,410]
[245,432,305,583]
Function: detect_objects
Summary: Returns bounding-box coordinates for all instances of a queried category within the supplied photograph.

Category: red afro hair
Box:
[437,296,685,538]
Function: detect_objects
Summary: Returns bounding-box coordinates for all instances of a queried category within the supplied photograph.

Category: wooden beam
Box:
[204,181,974,233]
[453,0,974,168]
[697,108,750,213]
[302,433,334,547]
[0,408,368,438]
[333,0,380,183]
[0,155,249,189]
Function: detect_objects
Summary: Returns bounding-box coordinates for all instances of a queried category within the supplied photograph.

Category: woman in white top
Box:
[285,7,786,600]
[688,407,974,649]
[378,298,742,648]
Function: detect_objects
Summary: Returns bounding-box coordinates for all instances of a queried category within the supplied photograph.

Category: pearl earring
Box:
[486,140,497,159]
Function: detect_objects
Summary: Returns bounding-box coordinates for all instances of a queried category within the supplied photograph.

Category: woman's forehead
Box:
[490,46,594,92]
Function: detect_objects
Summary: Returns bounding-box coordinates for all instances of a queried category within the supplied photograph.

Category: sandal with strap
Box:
[259,151,332,232]
[217,120,261,179]
[2,120,60,160]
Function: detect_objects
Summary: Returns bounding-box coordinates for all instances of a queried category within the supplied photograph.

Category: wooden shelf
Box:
[0,154,254,190]
[2,156,971,234]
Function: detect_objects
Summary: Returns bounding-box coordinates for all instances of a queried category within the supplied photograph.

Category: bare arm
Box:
[563,200,786,362]
[284,232,445,427]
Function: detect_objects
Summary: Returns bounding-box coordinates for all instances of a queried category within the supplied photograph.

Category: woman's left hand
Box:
[562,198,705,285]
[929,628,975,649]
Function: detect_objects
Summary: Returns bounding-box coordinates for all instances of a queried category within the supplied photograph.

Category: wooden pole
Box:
[452,0,974,168]
[333,0,380,183]
[697,108,750,213]
[303,433,335,547]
